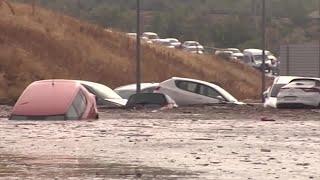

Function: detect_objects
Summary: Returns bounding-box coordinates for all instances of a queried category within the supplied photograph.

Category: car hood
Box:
[105,98,128,106]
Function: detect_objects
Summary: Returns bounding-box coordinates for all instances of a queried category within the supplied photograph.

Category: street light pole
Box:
[261,0,266,102]
[136,0,141,93]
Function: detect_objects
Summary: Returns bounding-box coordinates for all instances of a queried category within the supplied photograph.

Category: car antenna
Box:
[52,79,55,86]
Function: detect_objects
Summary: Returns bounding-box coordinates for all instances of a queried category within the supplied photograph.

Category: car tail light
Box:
[154,86,161,92]
[281,87,290,90]
[300,88,319,93]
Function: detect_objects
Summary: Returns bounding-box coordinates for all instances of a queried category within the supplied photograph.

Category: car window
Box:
[288,80,317,87]
[141,86,157,93]
[198,84,225,100]
[66,90,87,120]
[82,83,121,99]
[74,90,87,115]
[175,81,198,93]
[270,84,286,97]
[243,55,251,63]
[66,105,78,120]
[126,93,167,108]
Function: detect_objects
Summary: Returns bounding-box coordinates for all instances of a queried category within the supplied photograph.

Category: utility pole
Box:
[136,0,141,93]
[261,0,266,102]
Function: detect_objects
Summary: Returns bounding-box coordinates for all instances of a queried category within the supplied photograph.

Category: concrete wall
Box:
[280,41,320,77]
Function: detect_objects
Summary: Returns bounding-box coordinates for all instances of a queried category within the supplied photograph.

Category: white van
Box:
[243,49,276,72]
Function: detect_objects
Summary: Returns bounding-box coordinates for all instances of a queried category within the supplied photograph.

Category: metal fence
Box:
[280,41,320,77]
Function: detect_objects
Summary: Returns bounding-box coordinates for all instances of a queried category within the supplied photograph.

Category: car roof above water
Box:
[12,80,80,116]
[114,83,159,91]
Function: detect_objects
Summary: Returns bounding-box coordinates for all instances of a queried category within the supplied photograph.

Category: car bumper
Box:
[277,97,319,108]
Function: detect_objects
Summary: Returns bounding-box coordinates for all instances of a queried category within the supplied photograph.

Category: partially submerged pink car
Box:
[9,80,99,120]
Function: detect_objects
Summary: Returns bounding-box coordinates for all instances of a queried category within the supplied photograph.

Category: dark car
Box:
[125,93,177,109]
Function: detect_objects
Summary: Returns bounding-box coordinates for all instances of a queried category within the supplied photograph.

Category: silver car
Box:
[156,77,243,106]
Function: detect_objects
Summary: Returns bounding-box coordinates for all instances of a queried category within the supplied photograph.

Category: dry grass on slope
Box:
[0,3,262,104]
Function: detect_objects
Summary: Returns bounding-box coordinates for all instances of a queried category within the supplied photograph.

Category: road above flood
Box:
[0,105,319,179]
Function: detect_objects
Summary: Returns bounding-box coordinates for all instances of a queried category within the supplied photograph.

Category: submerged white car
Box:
[156,77,242,106]
[114,83,159,99]
[264,76,301,108]
[77,80,127,108]
[277,79,320,108]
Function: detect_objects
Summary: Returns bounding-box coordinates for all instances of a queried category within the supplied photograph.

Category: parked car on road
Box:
[153,39,175,48]
[182,46,204,54]
[277,78,320,108]
[126,33,137,39]
[77,80,127,108]
[182,41,204,50]
[114,83,159,99]
[165,38,181,48]
[226,48,241,54]
[215,50,233,60]
[231,52,245,61]
[9,80,99,120]
[142,32,160,42]
[156,77,243,106]
[125,93,177,109]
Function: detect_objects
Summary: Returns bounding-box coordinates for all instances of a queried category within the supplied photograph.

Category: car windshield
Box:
[254,55,268,62]
[86,83,122,99]
[228,49,240,53]
[270,84,286,97]
[161,41,171,46]
[115,90,134,99]
[187,43,199,46]
[148,35,159,39]
[169,39,178,43]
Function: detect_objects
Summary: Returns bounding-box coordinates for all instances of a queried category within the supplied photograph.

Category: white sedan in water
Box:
[277,78,320,108]
[156,77,243,106]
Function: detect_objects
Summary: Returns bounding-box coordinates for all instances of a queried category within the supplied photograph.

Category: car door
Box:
[171,80,209,105]
[197,84,224,104]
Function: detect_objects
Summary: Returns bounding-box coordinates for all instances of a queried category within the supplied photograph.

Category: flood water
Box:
[0,105,320,179]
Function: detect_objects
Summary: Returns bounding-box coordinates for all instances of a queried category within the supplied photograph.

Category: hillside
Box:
[19,0,319,51]
[0,3,262,104]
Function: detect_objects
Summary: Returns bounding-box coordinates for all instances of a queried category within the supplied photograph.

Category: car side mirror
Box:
[216,96,225,102]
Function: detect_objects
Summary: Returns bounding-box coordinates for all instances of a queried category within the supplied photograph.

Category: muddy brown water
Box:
[0,105,319,179]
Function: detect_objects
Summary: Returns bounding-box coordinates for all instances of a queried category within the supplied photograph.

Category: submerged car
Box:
[263,76,320,108]
[125,93,177,109]
[9,80,99,120]
[156,77,242,106]
[114,83,159,99]
[277,78,320,108]
[264,76,301,108]
[77,80,127,108]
